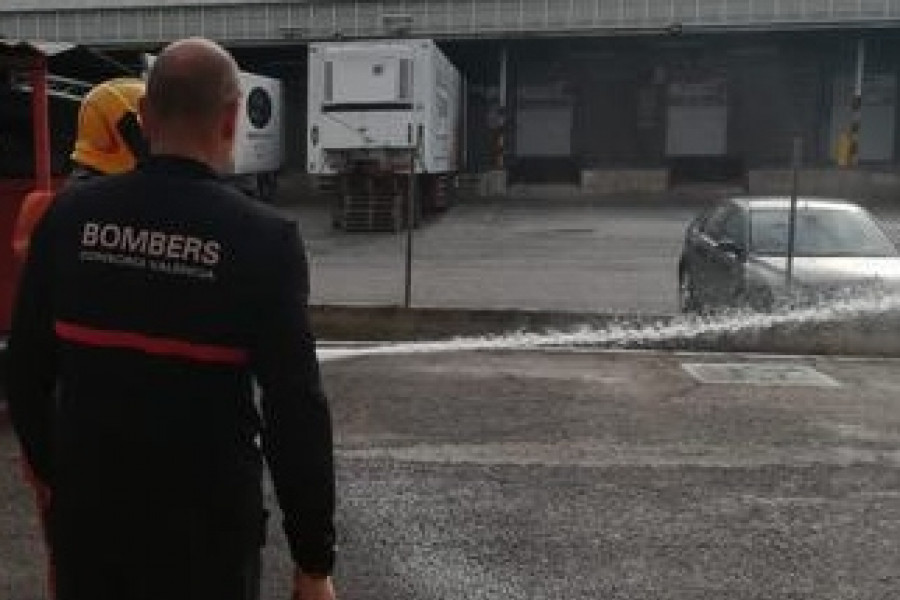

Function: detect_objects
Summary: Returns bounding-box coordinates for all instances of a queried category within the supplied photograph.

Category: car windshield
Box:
[749,207,898,258]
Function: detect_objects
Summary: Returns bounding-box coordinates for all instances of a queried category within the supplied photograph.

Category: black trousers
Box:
[50,502,262,600]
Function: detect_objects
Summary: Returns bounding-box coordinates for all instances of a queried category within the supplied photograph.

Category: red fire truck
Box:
[0,40,127,346]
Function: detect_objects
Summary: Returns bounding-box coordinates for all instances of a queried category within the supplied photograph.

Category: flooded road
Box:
[4,347,900,599]
[318,349,900,600]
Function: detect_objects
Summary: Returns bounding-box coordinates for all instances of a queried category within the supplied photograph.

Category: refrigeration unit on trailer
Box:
[144,55,284,202]
[232,69,284,202]
[308,39,462,231]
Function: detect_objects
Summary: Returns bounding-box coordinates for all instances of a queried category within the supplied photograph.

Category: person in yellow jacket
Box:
[67,77,148,183]
[13,77,147,257]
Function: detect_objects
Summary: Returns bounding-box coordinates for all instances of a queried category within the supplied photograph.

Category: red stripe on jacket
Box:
[54,320,248,366]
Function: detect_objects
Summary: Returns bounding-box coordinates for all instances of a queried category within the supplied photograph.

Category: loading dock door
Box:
[515,79,573,158]
[666,79,728,157]
[515,105,573,157]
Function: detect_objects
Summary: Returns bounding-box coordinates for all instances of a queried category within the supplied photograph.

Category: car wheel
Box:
[678,268,702,313]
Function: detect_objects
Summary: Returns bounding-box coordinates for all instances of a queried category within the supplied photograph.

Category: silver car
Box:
[678,197,900,312]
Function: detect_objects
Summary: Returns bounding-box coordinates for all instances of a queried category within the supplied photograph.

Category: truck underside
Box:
[328,162,454,232]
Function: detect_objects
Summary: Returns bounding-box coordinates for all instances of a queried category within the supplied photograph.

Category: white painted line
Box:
[337,441,900,468]
[682,362,841,387]
[543,345,900,362]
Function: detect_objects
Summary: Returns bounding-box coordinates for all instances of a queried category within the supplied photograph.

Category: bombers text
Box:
[82,222,221,266]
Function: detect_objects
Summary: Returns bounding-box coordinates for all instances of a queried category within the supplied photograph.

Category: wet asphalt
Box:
[5,348,900,599]
[287,195,900,315]
[3,195,900,598]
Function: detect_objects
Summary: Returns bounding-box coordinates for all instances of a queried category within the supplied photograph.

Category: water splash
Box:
[317,291,900,362]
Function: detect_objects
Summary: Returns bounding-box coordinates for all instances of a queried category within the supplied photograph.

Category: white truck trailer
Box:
[144,55,284,202]
[307,39,462,231]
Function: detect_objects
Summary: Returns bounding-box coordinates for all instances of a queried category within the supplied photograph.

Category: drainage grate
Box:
[682,363,840,387]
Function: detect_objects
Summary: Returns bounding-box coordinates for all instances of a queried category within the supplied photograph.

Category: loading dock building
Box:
[3,1,900,196]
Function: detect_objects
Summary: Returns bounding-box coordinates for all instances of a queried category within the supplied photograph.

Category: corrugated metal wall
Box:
[2,0,900,44]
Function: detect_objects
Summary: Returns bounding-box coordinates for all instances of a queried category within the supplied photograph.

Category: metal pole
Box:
[499,46,508,111]
[31,56,52,193]
[404,134,417,308]
[849,38,865,166]
[461,76,468,170]
[497,46,508,170]
[786,137,802,290]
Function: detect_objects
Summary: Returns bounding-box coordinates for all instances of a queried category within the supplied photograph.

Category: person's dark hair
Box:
[146,38,240,125]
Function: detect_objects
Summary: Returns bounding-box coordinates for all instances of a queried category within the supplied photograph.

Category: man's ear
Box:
[222,100,239,142]
[138,97,155,140]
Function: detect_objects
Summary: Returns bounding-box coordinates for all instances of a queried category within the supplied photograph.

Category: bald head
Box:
[147,38,240,125]
[142,38,241,171]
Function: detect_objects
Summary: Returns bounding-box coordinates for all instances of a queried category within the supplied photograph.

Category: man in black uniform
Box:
[7,38,337,600]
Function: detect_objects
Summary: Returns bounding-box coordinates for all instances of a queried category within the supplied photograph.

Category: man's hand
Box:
[292,570,336,600]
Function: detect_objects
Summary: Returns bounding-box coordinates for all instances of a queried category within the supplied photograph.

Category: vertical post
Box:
[496,45,508,170]
[849,38,865,166]
[31,55,52,193]
[404,133,418,309]
[786,137,802,290]
[499,46,508,109]
[461,76,468,171]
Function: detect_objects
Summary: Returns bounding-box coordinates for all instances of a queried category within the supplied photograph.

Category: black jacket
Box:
[6,155,335,574]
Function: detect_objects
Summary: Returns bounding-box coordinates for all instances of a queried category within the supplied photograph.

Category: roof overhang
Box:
[0,39,75,62]
[0,38,132,79]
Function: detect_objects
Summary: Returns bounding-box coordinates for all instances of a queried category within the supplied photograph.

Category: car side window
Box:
[722,210,746,247]
[701,205,747,250]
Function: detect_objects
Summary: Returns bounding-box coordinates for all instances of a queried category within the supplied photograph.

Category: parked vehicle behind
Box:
[678,197,900,312]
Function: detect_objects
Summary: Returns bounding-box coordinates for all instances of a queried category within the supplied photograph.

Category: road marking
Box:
[337,441,900,468]
[681,362,841,387]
